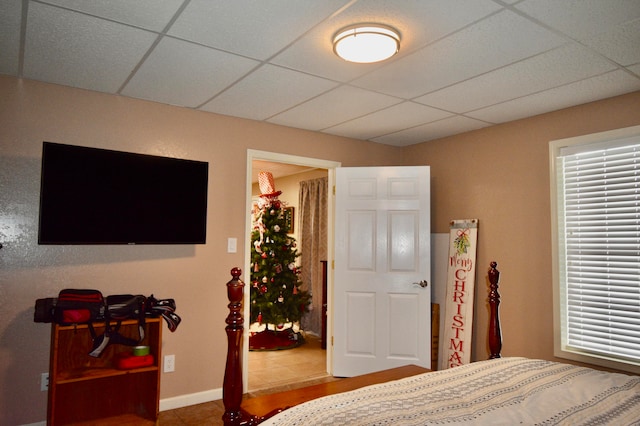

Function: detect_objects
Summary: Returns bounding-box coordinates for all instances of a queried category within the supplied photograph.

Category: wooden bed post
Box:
[223,267,256,425]
[488,261,502,359]
[220,262,506,424]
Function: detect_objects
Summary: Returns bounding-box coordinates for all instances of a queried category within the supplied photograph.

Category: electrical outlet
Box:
[41,372,49,392]
[164,354,175,373]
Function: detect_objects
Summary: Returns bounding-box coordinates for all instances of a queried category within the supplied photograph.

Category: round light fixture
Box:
[333,24,400,64]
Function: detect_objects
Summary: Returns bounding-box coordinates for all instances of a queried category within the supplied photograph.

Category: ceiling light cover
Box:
[333,24,400,63]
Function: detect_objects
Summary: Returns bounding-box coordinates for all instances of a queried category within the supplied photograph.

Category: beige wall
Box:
[402,91,640,366]
[1,73,638,424]
[0,76,400,425]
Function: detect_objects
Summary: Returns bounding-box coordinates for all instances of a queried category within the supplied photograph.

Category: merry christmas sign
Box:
[440,219,478,370]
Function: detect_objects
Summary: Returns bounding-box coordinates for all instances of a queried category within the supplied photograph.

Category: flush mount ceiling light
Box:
[333,24,400,63]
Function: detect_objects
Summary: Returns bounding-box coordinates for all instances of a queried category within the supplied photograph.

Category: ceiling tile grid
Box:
[372,115,491,146]
[39,0,185,32]
[267,84,402,131]
[200,65,340,121]
[167,0,349,61]
[121,36,260,108]
[466,69,640,124]
[324,101,454,142]
[414,43,619,114]
[2,0,638,146]
[350,9,568,99]
[24,2,159,93]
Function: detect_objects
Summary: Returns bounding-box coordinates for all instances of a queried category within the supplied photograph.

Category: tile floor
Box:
[248,332,329,390]
[158,333,336,425]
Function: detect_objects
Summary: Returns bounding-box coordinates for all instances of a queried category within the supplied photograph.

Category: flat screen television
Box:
[38,142,208,245]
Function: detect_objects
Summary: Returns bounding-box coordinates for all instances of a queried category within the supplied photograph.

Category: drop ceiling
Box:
[2,0,639,146]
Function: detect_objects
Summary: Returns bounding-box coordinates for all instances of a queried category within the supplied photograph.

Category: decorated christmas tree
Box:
[250,172,311,342]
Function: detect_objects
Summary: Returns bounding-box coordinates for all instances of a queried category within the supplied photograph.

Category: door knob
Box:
[413,280,429,288]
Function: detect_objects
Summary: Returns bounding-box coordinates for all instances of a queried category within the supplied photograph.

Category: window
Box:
[550,125,640,374]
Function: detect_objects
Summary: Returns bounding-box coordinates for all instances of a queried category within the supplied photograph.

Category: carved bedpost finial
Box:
[488,262,502,359]
[230,267,242,280]
[223,267,246,425]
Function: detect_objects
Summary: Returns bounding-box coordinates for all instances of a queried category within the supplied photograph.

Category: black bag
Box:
[34,291,181,357]
[107,294,146,321]
[87,294,147,358]
[34,297,56,323]
[145,295,181,332]
[54,289,105,325]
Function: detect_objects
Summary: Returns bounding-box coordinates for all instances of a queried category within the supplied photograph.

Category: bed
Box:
[222,263,640,425]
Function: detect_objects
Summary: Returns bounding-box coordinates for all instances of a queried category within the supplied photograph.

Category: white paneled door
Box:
[333,166,431,377]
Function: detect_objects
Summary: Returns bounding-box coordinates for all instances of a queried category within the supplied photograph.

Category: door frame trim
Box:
[245,149,341,388]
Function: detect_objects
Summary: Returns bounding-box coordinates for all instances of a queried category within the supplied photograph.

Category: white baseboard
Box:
[159,387,223,412]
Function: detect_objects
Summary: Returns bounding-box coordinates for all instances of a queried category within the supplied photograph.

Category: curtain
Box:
[298,177,328,335]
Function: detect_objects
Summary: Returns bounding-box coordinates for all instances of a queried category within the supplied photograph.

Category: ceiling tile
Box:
[324,101,453,140]
[581,19,640,66]
[371,116,491,146]
[38,0,184,31]
[467,70,640,123]
[267,85,401,131]
[0,0,22,75]
[515,0,640,40]
[352,9,567,98]
[516,0,640,69]
[23,2,157,93]
[168,0,348,61]
[122,37,259,108]
[200,65,339,121]
[415,43,617,113]
[628,64,640,75]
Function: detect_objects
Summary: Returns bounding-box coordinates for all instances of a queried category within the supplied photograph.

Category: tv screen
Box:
[38,142,208,245]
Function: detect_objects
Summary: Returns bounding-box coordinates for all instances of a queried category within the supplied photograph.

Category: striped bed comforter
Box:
[262,357,640,425]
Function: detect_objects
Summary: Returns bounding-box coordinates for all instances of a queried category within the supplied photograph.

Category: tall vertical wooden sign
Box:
[440,219,479,370]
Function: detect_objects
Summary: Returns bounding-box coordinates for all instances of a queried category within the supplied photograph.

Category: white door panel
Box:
[346,292,376,355]
[334,166,431,377]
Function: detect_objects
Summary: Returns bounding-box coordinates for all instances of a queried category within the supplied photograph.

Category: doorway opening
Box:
[244,150,340,392]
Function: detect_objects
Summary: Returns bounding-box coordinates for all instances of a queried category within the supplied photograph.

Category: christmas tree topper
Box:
[258,171,282,198]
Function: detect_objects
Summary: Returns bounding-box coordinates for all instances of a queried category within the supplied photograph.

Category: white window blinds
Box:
[558,141,640,365]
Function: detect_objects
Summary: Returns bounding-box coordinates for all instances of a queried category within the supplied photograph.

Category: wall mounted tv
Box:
[38,142,208,245]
